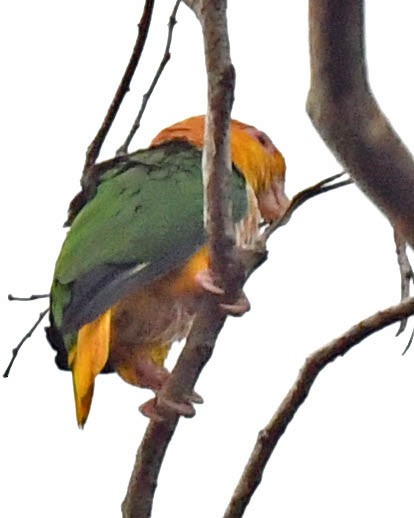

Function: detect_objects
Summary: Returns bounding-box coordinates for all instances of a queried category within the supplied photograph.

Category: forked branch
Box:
[117,0,182,156]
[3,308,49,378]
[66,1,183,225]
[82,0,155,177]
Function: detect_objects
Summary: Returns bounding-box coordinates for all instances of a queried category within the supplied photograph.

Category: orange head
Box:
[151,115,289,221]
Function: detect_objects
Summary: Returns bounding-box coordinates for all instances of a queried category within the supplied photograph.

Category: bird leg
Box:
[220,292,250,315]
[195,269,250,316]
[134,358,170,391]
[136,359,203,420]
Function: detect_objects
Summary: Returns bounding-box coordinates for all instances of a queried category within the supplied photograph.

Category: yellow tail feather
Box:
[68,309,111,427]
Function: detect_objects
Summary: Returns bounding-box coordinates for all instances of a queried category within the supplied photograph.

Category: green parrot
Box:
[47,115,288,426]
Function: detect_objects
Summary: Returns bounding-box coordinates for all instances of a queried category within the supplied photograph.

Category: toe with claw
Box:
[195,269,225,295]
[140,389,204,421]
[220,290,251,316]
[196,268,251,316]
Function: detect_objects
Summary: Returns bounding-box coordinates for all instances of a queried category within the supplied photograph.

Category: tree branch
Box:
[121,1,236,516]
[8,293,49,301]
[224,296,414,518]
[66,1,185,226]
[394,229,414,335]
[307,0,414,247]
[117,0,182,156]
[82,0,155,177]
[3,308,49,378]
[197,1,237,287]
[121,302,226,518]
[260,172,352,243]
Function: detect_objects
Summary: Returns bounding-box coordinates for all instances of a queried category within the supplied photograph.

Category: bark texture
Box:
[307,0,414,246]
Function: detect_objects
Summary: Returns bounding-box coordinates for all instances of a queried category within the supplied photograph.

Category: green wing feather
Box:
[50,141,248,343]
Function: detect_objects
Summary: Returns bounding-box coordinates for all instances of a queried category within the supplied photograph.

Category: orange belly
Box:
[107,245,210,386]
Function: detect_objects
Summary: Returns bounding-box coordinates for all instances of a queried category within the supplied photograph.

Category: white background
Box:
[2,1,414,517]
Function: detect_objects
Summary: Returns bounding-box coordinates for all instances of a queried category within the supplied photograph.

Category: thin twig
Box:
[402,327,414,355]
[83,0,155,175]
[261,171,353,242]
[65,0,182,226]
[8,293,49,301]
[117,0,182,156]
[223,296,414,518]
[3,308,49,378]
[394,229,414,335]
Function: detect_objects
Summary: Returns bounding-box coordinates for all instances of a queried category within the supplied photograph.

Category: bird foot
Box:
[220,291,251,316]
[195,269,225,295]
[195,268,250,316]
[139,391,203,421]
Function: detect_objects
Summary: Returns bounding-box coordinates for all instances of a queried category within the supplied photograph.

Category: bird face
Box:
[230,122,289,223]
[255,174,290,223]
[151,115,290,223]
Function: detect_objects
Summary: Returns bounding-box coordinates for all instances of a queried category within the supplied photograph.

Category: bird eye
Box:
[256,132,267,146]
[247,127,275,153]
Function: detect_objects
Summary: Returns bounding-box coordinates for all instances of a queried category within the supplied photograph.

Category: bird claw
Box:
[189,391,204,404]
[139,398,165,422]
[196,268,250,316]
[139,390,203,421]
[158,397,196,418]
[195,270,225,295]
[220,292,251,316]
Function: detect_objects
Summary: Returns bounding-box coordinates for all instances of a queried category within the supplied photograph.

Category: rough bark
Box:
[307,0,414,246]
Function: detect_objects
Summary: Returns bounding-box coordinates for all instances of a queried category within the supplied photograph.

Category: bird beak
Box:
[257,177,290,223]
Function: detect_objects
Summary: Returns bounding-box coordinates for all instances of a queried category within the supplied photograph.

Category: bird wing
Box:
[51,140,247,336]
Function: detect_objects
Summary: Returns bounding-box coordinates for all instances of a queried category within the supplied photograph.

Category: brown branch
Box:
[3,308,49,378]
[307,0,414,248]
[224,296,414,518]
[394,229,414,335]
[121,1,236,516]
[260,171,352,243]
[197,3,237,286]
[236,172,353,283]
[121,418,179,518]
[8,293,49,301]
[402,328,414,356]
[117,0,182,156]
[121,302,226,518]
[65,1,185,226]
[82,0,155,177]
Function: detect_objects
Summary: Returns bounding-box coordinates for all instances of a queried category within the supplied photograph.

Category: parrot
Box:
[46,115,289,427]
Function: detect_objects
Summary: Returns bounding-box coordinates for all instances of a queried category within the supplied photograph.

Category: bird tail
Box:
[68,308,111,427]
